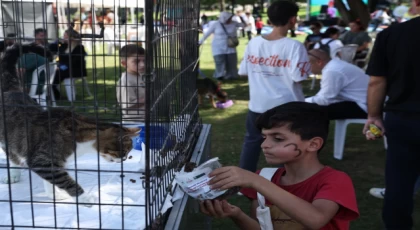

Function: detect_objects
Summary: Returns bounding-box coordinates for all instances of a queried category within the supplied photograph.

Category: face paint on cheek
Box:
[284,143,302,158]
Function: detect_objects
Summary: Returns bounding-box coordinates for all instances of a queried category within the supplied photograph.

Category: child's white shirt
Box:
[239,36,310,113]
[116,72,145,121]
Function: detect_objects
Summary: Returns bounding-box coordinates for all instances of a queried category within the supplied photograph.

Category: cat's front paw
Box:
[77,193,96,207]
[2,169,21,184]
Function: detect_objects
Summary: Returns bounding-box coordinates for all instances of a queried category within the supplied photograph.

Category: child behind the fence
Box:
[116,44,146,121]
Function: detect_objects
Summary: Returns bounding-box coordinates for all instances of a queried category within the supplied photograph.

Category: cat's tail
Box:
[0,43,51,92]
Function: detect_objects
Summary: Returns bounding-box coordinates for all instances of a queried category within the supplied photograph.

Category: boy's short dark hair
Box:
[34,28,46,36]
[256,102,329,152]
[120,44,145,59]
[324,27,340,37]
[267,0,299,26]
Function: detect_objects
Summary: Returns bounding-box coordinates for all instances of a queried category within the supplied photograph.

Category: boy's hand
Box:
[208,166,257,190]
[200,200,242,219]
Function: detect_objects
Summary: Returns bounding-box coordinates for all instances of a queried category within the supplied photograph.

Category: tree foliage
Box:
[200,0,259,6]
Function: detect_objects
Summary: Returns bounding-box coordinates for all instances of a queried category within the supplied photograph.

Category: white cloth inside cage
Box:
[0,148,177,229]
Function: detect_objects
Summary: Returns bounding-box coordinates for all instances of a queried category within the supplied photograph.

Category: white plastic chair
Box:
[29,63,57,108]
[338,44,358,63]
[354,46,373,70]
[310,74,319,90]
[334,118,388,160]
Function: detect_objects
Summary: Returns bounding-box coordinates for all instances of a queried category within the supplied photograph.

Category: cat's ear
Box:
[123,127,141,138]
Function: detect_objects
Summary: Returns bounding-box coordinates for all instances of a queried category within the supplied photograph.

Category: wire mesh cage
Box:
[0,0,201,229]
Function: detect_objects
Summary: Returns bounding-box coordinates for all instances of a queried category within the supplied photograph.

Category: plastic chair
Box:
[338,44,358,63]
[310,74,319,90]
[29,63,57,108]
[354,47,372,70]
[334,118,388,160]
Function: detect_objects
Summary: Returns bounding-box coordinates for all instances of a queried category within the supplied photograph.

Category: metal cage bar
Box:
[0,0,201,229]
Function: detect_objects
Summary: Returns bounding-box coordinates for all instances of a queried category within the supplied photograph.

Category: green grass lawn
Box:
[66,34,419,229]
[197,35,420,229]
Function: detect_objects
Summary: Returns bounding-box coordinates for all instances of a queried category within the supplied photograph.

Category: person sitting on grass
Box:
[200,102,359,229]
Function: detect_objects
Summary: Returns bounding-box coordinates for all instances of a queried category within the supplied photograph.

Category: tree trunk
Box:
[347,0,370,28]
[334,0,370,28]
[231,0,236,13]
[334,0,350,23]
[260,0,265,13]
[368,0,379,13]
[220,0,225,12]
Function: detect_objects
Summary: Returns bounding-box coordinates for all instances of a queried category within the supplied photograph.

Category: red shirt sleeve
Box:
[240,169,283,202]
[240,170,261,200]
[314,171,359,221]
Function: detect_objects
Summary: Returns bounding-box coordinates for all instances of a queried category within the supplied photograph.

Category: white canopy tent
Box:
[0,1,56,40]
[0,0,144,40]
[49,0,144,8]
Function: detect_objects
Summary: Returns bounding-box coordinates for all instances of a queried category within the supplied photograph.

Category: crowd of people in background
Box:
[0,0,418,228]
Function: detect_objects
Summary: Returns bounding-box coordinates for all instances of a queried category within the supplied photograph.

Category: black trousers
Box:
[322,101,367,120]
[382,112,420,230]
[247,31,252,41]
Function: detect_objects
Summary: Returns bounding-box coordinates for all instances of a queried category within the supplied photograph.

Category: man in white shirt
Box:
[238,1,309,172]
[305,49,368,120]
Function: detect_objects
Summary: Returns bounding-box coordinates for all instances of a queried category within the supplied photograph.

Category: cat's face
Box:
[98,127,140,163]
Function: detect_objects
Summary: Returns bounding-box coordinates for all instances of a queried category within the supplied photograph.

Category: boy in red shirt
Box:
[200,102,359,229]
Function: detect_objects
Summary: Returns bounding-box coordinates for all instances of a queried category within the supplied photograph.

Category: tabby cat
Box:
[0,43,140,206]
